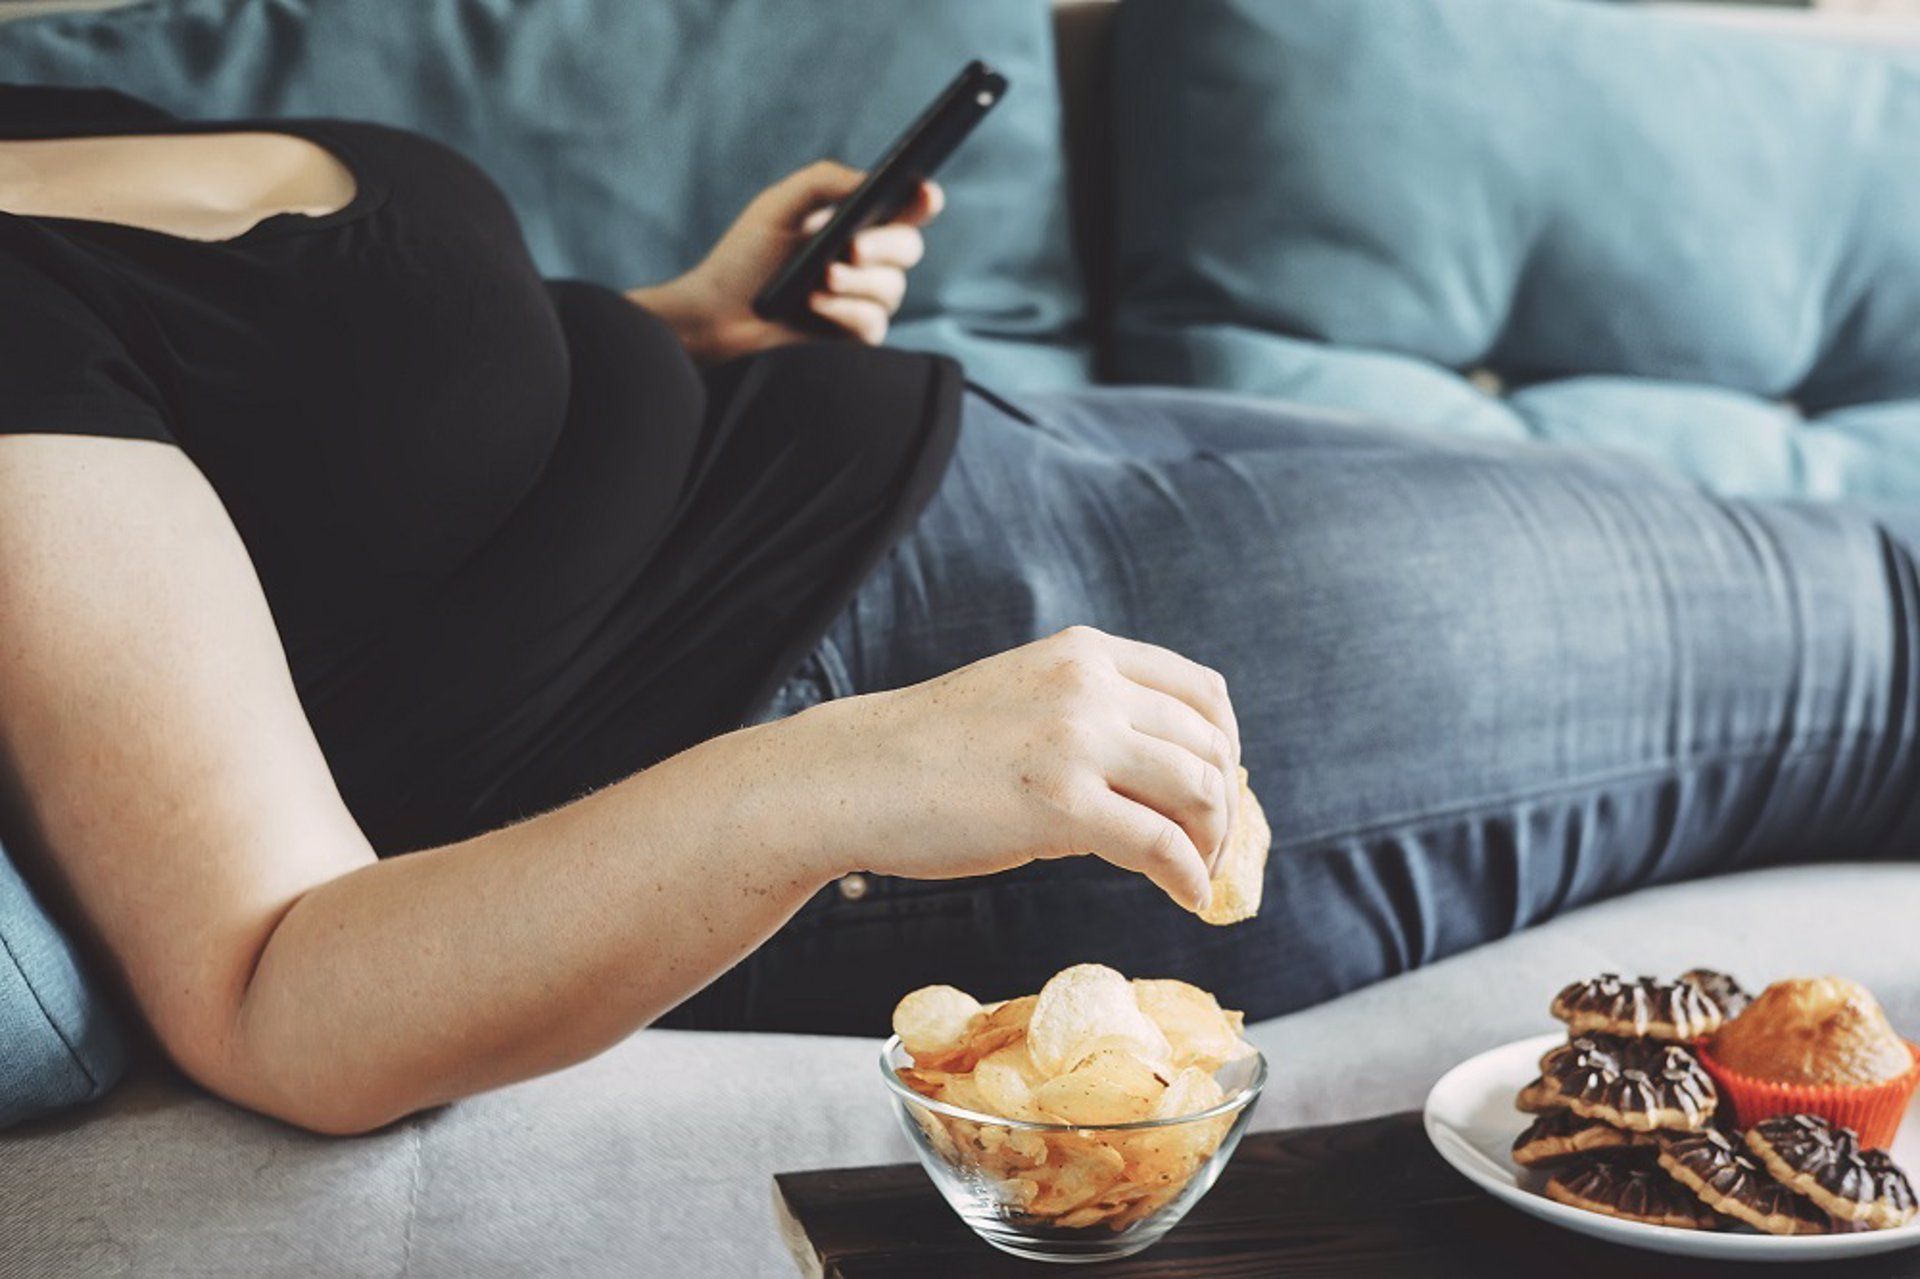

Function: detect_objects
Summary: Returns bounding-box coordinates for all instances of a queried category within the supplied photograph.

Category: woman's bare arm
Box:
[0,435,1238,1135]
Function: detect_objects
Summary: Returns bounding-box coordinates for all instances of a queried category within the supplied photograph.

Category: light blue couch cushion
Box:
[0,840,124,1129]
[0,0,1091,387]
[1109,0,1920,498]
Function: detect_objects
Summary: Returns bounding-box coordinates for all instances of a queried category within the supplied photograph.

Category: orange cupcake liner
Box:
[1695,1039,1920,1151]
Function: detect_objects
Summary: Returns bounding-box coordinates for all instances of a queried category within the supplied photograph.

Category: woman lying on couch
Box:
[1,85,1915,1135]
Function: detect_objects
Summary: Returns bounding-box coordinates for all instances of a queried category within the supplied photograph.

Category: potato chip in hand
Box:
[1196,768,1270,926]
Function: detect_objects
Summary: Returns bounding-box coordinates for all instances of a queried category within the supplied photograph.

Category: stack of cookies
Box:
[1512,971,1918,1236]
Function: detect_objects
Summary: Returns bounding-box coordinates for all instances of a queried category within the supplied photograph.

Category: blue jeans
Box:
[673,388,1920,1033]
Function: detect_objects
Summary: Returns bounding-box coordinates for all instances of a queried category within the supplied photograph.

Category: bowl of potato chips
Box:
[882,963,1266,1263]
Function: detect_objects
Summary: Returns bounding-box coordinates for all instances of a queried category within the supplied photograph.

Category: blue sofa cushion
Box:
[1109,0,1920,497]
[1510,380,1920,501]
[0,0,1090,388]
[0,839,124,1129]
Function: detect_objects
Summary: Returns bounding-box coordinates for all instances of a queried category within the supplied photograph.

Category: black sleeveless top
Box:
[0,87,961,851]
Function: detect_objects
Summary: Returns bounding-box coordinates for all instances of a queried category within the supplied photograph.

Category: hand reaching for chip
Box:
[775,626,1247,912]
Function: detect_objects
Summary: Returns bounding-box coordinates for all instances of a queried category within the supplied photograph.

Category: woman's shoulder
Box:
[0,242,173,447]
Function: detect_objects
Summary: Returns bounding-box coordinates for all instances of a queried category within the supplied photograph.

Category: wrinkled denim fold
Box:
[676,388,1920,1033]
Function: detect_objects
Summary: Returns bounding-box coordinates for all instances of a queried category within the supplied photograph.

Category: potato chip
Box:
[1091,1178,1162,1211]
[1196,768,1270,926]
[1017,1142,1126,1216]
[1105,1188,1175,1231]
[1087,1177,1172,1231]
[1008,1128,1050,1168]
[1155,1065,1227,1120]
[1026,964,1172,1077]
[1053,1204,1112,1230]
[1132,978,1255,1071]
[947,1118,992,1162]
[907,1103,960,1163]
[998,1174,1041,1211]
[933,1071,992,1117]
[1033,1048,1164,1125]
[895,1067,952,1099]
[973,1042,1047,1122]
[1059,1033,1162,1077]
[1115,1126,1200,1183]
[964,994,1037,1061]
[977,1123,1049,1171]
[892,984,983,1065]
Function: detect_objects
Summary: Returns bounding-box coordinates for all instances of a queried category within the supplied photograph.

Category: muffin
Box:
[1700,977,1920,1149]
[1709,978,1911,1087]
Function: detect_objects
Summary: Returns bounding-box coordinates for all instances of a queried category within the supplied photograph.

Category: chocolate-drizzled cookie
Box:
[1520,1035,1718,1132]
[1680,968,1752,1020]
[1858,1150,1920,1229]
[1512,1111,1657,1168]
[1746,1115,1918,1230]
[1552,973,1725,1042]
[1544,1160,1720,1230]
[1656,1129,1832,1236]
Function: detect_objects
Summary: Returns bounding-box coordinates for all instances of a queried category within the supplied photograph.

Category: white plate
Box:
[1424,1032,1920,1262]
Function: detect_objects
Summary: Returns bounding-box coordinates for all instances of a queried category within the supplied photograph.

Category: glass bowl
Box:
[879,1035,1266,1264]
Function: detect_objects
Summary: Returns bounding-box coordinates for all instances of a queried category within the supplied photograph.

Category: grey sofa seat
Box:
[5,861,1915,1277]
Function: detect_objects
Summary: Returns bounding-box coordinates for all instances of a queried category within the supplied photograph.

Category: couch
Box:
[3,2,1920,1275]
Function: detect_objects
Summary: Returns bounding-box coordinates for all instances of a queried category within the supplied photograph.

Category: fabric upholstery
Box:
[721,389,1920,1039]
[0,842,123,1129]
[1110,0,1920,498]
[2,862,1915,1276]
[0,0,1092,387]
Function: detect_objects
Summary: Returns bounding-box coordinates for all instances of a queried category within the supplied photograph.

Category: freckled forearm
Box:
[223,716,841,1134]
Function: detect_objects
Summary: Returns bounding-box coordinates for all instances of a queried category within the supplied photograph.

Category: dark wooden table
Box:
[774,1111,1920,1277]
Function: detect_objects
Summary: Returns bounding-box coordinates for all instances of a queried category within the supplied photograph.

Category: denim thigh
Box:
[693,388,1920,1034]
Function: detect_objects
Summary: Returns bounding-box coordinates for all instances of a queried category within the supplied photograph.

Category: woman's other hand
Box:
[773,627,1244,913]
[628,160,943,363]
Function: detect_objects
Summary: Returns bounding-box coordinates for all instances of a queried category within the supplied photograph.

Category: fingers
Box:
[824,262,906,315]
[813,227,922,345]
[849,223,925,270]
[809,292,890,345]
[767,169,938,241]
[1101,633,1241,771]
[756,160,864,227]
[1106,732,1232,874]
[1125,688,1240,870]
[896,180,945,228]
[1076,789,1213,914]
